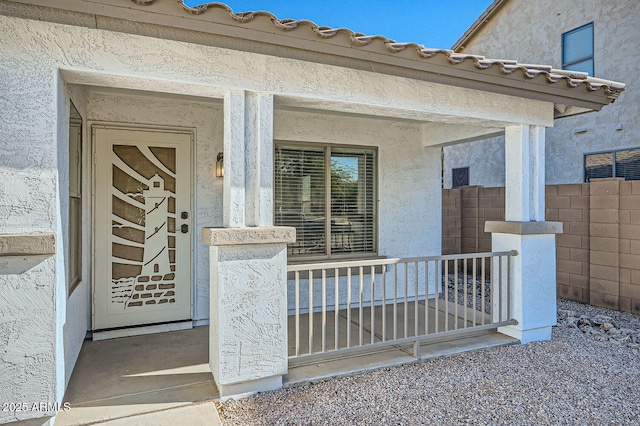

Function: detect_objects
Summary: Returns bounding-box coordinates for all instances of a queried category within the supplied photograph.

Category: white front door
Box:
[93,126,192,330]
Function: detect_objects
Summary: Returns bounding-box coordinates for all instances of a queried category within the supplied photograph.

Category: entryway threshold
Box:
[92,321,193,341]
[285,331,518,387]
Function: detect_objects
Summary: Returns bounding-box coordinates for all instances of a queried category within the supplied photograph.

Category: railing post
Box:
[371,265,375,344]
[295,271,300,357]
[347,267,352,348]
[424,261,429,335]
[309,269,314,354]
[434,260,439,333]
[334,267,339,351]
[382,265,387,342]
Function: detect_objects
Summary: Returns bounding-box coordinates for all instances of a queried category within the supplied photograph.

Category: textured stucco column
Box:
[223,90,246,228]
[224,90,274,228]
[203,227,295,398]
[487,221,562,343]
[505,124,545,221]
[489,125,560,343]
[245,92,274,227]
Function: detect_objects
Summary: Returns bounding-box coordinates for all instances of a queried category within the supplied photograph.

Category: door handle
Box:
[181,224,189,233]
[181,211,188,219]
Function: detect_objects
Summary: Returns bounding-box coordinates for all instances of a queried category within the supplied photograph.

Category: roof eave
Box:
[3,0,623,114]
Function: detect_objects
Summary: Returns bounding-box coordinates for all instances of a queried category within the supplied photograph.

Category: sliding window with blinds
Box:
[275,143,377,258]
[585,148,640,182]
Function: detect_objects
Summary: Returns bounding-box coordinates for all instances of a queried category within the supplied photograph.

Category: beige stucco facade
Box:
[444,0,638,187]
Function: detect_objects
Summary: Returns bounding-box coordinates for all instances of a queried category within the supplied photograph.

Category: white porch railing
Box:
[287,251,518,362]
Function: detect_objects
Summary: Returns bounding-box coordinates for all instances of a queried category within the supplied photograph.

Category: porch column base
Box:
[486,221,562,344]
[498,325,552,344]
[203,227,296,399]
[217,375,283,400]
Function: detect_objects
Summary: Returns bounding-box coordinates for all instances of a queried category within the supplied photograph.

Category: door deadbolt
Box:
[181,212,188,219]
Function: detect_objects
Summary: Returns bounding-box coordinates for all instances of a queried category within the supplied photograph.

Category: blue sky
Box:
[182,1,494,49]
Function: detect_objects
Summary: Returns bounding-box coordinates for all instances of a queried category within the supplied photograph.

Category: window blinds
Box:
[585,149,640,182]
[275,144,376,258]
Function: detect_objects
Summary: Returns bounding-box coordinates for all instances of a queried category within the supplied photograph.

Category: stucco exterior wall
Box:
[274,110,441,259]
[444,135,506,188]
[444,0,638,187]
[0,27,60,425]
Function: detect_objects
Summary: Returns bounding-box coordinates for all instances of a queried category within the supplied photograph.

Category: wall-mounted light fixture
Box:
[216,152,224,177]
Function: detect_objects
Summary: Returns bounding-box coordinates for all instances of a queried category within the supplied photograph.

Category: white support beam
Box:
[529,125,545,221]
[277,93,554,129]
[223,90,246,228]
[505,124,531,221]
[504,124,546,222]
[245,92,274,227]
[421,122,503,147]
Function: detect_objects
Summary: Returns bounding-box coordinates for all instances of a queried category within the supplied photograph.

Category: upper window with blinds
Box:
[274,143,377,259]
[562,23,594,76]
[585,148,640,182]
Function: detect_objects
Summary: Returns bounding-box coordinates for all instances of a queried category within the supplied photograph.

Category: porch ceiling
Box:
[62,66,540,148]
[60,68,228,101]
[83,85,224,106]
[275,98,509,147]
[275,95,516,127]
[64,69,503,149]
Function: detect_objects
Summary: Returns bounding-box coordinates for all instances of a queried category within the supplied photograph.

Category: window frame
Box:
[274,141,379,262]
[562,22,594,76]
[68,115,82,295]
[584,146,640,182]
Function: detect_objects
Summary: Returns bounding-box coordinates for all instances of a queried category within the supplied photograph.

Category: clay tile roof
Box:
[131,0,625,102]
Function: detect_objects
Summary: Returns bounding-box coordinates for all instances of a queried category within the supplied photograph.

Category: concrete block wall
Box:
[476,186,505,253]
[617,180,640,314]
[448,186,505,254]
[549,183,591,304]
[442,179,640,315]
[442,188,462,255]
[461,186,479,254]
[589,179,620,309]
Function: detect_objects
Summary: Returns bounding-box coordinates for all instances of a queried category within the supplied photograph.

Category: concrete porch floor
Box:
[56,301,517,425]
[54,326,220,426]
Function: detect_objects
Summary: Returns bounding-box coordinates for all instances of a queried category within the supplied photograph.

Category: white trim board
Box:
[92,321,193,341]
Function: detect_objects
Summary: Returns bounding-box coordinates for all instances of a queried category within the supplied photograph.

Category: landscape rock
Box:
[557,309,640,350]
[219,299,640,425]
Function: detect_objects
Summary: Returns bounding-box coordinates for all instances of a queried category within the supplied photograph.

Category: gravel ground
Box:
[218,299,640,425]
[442,273,492,313]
